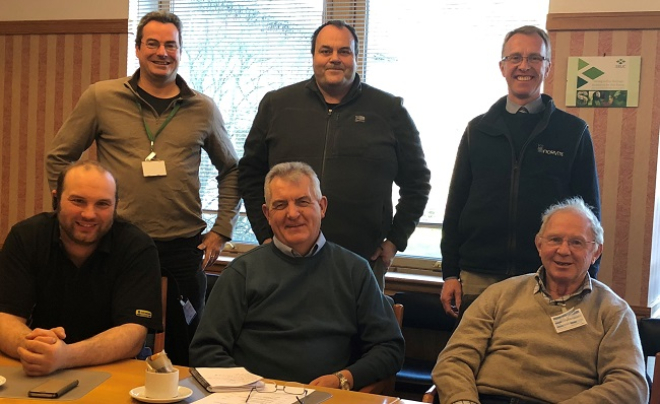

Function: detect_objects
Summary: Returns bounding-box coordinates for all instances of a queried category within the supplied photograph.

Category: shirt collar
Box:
[273,232,326,258]
[534,266,592,304]
[127,69,195,98]
[505,96,544,114]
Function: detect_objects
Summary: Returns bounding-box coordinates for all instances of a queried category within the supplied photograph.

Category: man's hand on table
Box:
[18,327,68,376]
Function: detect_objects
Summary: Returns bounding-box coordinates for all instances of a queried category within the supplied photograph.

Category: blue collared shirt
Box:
[272,232,327,258]
[534,266,592,305]
[505,96,545,114]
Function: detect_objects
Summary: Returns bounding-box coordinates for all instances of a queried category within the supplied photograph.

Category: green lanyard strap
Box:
[135,100,182,151]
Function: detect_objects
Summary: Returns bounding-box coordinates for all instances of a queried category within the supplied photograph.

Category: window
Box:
[128,0,549,263]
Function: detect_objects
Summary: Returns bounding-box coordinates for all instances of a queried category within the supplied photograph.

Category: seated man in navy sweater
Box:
[0,161,161,376]
[190,161,404,391]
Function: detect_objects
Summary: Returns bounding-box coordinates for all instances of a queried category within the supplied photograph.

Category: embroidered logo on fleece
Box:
[537,144,564,157]
[355,115,366,123]
[135,309,153,319]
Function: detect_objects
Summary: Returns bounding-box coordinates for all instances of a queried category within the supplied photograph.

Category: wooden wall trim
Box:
[547,12,660,31]
[0,19,127,35]
[632,305,652,319]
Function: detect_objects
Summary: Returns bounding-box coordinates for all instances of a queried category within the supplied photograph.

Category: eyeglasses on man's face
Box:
[501,53,548,65]
[541,236,596,252]
[142,39,179,52]
[246,383,307,402]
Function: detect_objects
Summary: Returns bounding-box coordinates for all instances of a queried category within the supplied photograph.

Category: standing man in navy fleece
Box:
[238,20,431,290]
[440,25,600,318]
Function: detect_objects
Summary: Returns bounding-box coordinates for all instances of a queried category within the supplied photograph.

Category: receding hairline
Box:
[60,162,117,199]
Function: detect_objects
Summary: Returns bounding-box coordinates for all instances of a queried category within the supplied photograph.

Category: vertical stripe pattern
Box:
[0,28,127,243]
[547,28,660,310]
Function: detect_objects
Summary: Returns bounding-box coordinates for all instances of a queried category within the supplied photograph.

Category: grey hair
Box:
[502,25,552,61]
[537,197,603,245]
[264,162,322,205]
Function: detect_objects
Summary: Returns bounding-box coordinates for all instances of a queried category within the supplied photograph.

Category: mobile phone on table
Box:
[28,378,79,398]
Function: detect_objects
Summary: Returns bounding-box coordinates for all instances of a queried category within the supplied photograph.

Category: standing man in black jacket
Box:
[440,25,600,318]
[239,20,431,290]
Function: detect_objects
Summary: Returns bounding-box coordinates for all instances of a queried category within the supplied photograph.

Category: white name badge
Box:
[142,160,167,177]
[551,308,587,334]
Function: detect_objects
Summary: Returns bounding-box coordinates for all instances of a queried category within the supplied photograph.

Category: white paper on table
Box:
[191,388,315,404]
[193,367,263,388]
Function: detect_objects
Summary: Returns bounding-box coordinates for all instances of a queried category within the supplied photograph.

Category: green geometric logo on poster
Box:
[578,59,590,70]
[576,76,588,88]
[583,67,605,80]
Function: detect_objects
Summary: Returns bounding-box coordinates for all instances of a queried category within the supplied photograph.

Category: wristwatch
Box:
[333,371,350,390]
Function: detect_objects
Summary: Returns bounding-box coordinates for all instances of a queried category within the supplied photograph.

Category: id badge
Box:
[181,299,197,325]
[551,308,587,333]
[142,160,167,177]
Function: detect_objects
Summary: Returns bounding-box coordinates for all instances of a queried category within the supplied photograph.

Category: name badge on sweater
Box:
[551,308,587,333]
[142,160,167,177]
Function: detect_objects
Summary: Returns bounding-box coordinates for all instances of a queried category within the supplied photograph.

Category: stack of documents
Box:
[190,367,263,393]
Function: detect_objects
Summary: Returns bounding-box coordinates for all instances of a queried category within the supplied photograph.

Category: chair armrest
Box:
[422,384,437,403]
[359,376,395,396]
[651,352,660,404]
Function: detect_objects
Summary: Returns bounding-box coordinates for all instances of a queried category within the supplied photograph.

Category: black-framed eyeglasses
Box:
[245,383,308,403]
[141,40,179,52]
[501,54,548,65]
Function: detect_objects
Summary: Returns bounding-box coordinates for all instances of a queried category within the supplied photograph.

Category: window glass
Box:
[128,0,549,259]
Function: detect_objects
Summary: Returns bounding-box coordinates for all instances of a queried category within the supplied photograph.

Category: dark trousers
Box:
[369,258,388,291]
[154,234,206,366]
[480,394,544,404]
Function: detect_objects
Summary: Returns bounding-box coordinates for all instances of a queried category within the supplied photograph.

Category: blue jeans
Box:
[154,234,206,366]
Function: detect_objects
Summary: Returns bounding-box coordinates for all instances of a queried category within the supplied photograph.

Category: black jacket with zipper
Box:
[441,94,600,279]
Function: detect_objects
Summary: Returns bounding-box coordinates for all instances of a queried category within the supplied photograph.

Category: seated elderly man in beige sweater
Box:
[433,197,648,404]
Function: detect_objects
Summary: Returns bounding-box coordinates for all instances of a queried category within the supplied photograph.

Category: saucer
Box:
[129,386,192,403]
[0,375,5,386]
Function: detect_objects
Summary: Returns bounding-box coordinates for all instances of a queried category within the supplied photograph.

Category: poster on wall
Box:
[565,56,641,108]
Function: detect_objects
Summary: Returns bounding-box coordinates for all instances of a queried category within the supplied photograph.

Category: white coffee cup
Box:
[144,368,179,399]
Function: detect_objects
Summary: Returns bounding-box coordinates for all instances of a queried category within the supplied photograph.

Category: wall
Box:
[549,0,660,13]
[547,0,660,314]
[0,2,129,241]
[0,0,128,20]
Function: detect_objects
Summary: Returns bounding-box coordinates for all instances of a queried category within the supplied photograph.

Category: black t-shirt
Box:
[503,111,542,159]
[0,213,162,343]
[137,86,179,115]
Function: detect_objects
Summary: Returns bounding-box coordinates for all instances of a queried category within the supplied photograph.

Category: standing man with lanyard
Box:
[45,11,240,366]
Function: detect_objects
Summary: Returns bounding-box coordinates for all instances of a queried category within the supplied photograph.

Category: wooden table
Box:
[0,355,405,403]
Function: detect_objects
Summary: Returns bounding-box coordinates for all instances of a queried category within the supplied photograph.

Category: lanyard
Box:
[135,100,181,152]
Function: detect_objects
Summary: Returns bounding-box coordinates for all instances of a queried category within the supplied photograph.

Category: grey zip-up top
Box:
[46,70,240,241]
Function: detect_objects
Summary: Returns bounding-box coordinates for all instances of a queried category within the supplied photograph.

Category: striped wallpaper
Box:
[0,21,127,248]
[1,15,659,312]
[545,19,660,313]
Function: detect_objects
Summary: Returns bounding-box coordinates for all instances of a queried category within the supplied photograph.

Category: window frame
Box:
[132,0,549,274]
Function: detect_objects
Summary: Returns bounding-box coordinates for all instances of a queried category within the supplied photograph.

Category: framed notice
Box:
[566,56,641,108]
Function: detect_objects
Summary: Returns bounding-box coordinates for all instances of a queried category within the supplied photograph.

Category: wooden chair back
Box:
[153,277,168,353]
